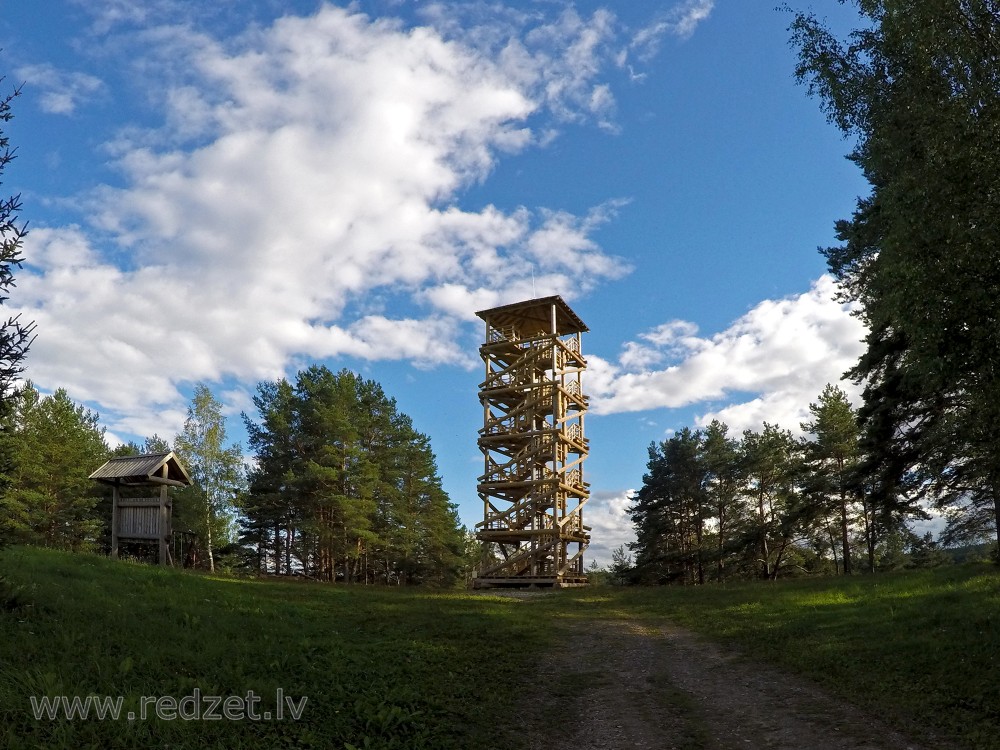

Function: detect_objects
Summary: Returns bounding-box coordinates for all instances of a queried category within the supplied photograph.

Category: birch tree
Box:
[174,384,244,572]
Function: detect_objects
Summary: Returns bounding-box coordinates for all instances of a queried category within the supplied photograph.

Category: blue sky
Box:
[2,1,874,564]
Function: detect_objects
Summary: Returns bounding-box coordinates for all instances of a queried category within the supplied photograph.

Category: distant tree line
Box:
[627,384,990,584]
[0,367,467,586]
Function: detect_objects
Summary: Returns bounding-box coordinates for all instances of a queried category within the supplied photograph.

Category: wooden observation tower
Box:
[473,296,590,588]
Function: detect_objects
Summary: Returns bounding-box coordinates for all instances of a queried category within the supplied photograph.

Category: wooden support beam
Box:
[111,481,120,560]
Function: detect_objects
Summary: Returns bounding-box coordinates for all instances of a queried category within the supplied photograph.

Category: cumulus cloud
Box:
[16,64,104,115]
[12,4,635,439]
[588,276,868,434]
[585,490,637,568]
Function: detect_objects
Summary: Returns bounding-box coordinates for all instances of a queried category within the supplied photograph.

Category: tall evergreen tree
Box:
[629,429,708,584]
[701,420,744,581]
[790,2,1000,550]
[741,424,802,580]
[243,378,298,574]
[800,384,861,574]
[2,384,108,549]
[0,79,34,528]
[293,367,379,582]
[0,79,32,415]
[389,426,464,584]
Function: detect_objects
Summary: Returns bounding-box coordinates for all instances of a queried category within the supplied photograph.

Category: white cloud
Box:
[416,4,623,130]
[16,64,104,115]
[69,0,154,32]
[585,490,636,568]
[588,276,868,434]
[623,0,715,67]
[13,4,633,439]
[668,0,715,40]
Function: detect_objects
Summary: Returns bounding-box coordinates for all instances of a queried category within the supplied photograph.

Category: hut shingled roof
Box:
[89,451,193,487]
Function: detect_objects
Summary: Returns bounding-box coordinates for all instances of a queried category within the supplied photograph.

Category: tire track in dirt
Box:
[515,619,943,750]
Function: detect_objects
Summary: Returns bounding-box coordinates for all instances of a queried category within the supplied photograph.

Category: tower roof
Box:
[476,295,588,336]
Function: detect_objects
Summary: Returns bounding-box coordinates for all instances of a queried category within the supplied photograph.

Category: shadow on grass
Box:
[0,547,554,750]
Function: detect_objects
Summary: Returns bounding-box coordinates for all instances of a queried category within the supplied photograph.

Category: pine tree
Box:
[609,544,633,586]
[0,79,32,415]
[741,424,802,580]
[0,78,34,532]
[800,384,860,574]
[629,429,708,584]
[243,378,298,574]
[701,420,744,581]
[2,384,108,549]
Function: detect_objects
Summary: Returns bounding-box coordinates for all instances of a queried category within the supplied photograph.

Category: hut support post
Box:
[111,481,120,560]
[158,474,170,566]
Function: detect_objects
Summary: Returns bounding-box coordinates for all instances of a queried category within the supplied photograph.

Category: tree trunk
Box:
[274,522,282,575]
[840,493,851,575]
[828,522,839,575]
[758,492,770,579]
[993,483,1000,558]
[205,506,215,573]
[771,537,791,581]
[695,508,705,586]
[717,505,726,581]
[861,498,876,573]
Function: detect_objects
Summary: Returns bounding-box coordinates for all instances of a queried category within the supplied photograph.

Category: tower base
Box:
[472,575,589,589]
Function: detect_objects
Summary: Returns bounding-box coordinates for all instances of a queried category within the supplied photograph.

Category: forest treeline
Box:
[626,384,975,585]
[241,366,465,584]
[0,367,467,585]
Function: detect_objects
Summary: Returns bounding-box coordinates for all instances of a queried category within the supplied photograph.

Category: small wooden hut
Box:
[90,452,192,566]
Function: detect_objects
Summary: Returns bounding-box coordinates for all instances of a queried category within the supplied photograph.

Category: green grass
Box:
[4,549,1000,749]
[0,547,551,750]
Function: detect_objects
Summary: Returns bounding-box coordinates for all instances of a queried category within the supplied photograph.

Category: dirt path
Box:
[515,619,940,750]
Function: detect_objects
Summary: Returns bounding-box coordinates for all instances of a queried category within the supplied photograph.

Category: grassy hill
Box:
[0,547,549,750]
[3,547,1000,749]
